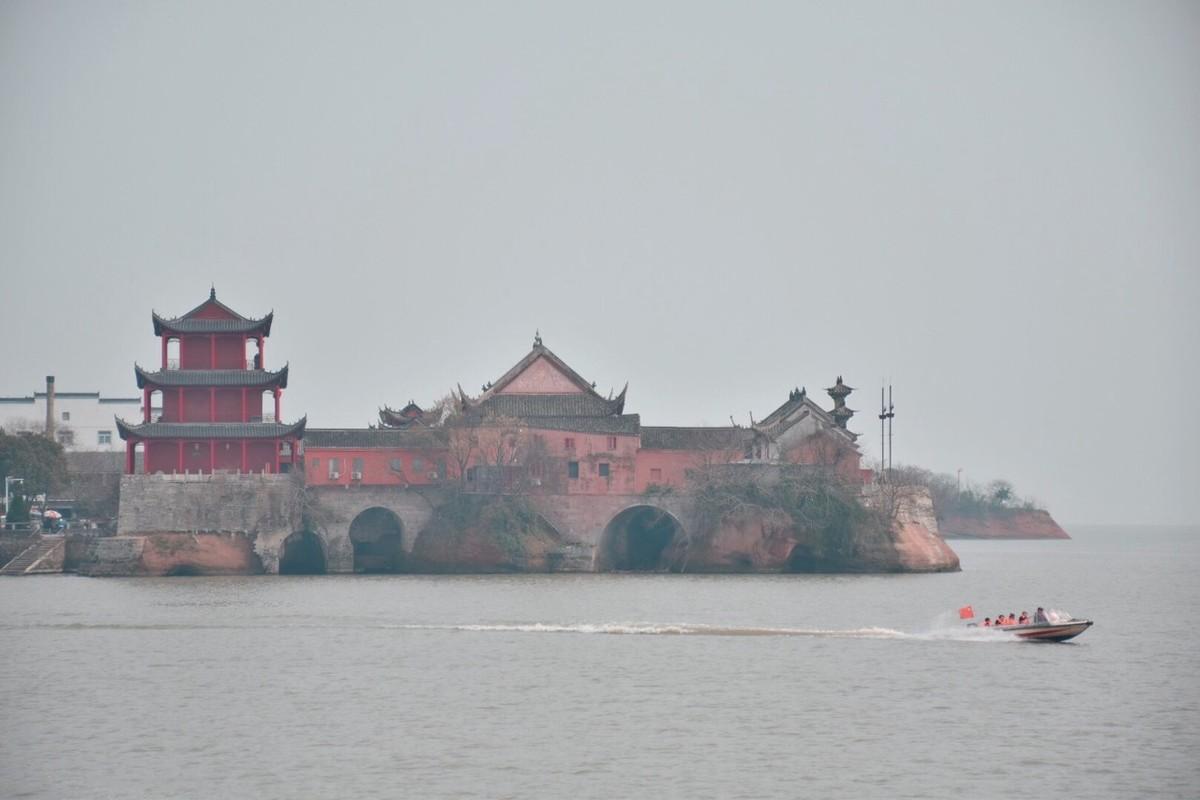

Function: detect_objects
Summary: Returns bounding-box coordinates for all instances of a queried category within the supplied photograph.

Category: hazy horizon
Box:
[2,2,1197,525]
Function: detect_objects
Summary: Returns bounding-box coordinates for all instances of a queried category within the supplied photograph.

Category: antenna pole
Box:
[887,384,895,477]
[878,385,886,483]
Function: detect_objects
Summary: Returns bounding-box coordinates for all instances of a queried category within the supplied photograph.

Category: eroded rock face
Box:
[663,487,960,573]
[938,509,1069,539]
[410,523,562,572]
[77,532,262,576]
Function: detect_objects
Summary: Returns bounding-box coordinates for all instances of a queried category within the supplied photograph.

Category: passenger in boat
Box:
[982,617,992,627]
[1034,607,1049,624]
[1018,611,1030,625]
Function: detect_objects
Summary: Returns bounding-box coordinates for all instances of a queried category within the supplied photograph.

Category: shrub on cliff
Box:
[889,465,1042,519]
[421,488,553,563]
[686,466,866,567]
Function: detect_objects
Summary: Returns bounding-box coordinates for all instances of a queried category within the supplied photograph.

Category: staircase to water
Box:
[0,536,64,575]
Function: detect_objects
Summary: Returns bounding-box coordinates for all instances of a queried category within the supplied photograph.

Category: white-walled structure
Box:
[0,377,149,453]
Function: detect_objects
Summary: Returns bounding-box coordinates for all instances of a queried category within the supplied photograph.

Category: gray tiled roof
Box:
[152,312,274,336]
[304,428,446,448]
[640,426,751,450]
[473,393,623,419]
[116,418,306,440]
[516,414,641,435]
[134,365,289,388]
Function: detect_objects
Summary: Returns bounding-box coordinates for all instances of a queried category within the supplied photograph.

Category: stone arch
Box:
[597,504,686,572]
[279,530,327,575]
[349,506,406,573]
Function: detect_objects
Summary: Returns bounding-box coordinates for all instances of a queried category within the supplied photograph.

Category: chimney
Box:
[45,375,56,439]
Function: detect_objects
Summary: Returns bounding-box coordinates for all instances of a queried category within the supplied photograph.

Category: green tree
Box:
[6,494,30,523]
[0,429,70,501]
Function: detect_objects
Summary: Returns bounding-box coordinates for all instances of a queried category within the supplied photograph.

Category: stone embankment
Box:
[938,509,1069,539]
[66,473,960,576]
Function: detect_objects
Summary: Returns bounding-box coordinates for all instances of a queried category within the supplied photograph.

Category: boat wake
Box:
[390,621,1018,641]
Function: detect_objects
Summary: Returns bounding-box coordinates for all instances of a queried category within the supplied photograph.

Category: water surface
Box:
[2,525,1197,798]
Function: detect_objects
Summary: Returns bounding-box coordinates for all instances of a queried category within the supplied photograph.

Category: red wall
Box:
[214,336,245,369]
[304,447,447,487]
[215,388,243,421]
[179,336,210,369]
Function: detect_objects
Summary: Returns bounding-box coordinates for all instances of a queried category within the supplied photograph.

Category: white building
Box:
[0,377,149,453]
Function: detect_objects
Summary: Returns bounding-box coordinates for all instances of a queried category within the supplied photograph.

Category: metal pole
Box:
[878,386,886,482]
[887,384,894,475]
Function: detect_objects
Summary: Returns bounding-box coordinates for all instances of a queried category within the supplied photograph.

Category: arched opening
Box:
[349,507,405,573]
[279,530,326,575]
[166,338,180,370]
[246,337,262,370]
[260,389,275,423]
[598,505,684,572]
[148,389,163,422]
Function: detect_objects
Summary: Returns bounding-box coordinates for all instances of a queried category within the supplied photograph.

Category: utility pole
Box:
[878,386,886,480]
[887,384,895,476]
[879,384,895,480]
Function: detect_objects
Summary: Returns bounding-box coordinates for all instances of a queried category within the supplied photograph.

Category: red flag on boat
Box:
[958,605,974,619]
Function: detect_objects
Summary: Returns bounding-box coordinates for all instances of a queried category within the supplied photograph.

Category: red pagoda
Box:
[117,288,305,474]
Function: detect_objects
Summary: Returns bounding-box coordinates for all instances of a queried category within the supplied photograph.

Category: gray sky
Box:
[2,1,1197,525]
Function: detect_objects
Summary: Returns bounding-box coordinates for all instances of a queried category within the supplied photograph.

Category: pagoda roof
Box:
[640,426,751,451]
[134,364,289,389]
[470,392,626,420]
[755,392,859,443]
[152,288,273,336]
[505,414,641,435]
[305,427,445,449]
[379,402,426,429]
[465,337,627,415]
[115,417,306,441]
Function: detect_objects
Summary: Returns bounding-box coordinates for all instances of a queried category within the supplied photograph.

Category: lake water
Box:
[2,526,1197,799]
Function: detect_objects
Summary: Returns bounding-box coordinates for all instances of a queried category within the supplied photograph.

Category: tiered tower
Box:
[117,289,305,474]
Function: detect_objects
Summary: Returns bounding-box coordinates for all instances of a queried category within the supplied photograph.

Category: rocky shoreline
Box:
[937,508,1069,539]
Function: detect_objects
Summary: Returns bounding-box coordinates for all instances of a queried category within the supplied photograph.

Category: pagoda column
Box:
[176,441,183,474]
[240,389,247,422]
[177,388,184,422]
[274,441,280,474]
[241,441,247,473]
[143,387,151,423]
[241,335,247,369]
[161,337,167,369]
[210,335,216,369]
[125,441,134,474]
[209,441,215,474]
[274,389,280,422]
[210,388,216,422]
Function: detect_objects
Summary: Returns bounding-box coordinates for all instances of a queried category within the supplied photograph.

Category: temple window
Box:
[598,463,610,478]
[166,338,180,369]
[413,457,424,472]
[390,458,403,471]
[607,436,617,450]
[352,457,364,476]
[564,437,576,451]
[568,461,579,479]
[98,431,112,446]
[328,458,341,479]
[62,411,70,421]
[57,429,74,446]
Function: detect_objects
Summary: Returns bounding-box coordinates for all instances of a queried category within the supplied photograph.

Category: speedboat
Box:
[970,618,1093,642]
[1002,619,1092,642]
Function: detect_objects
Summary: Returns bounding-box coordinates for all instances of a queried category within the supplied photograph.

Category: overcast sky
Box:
[1,2,1196,525]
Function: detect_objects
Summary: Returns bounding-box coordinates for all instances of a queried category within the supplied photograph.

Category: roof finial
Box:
[210,285,216,300]
[534,329,542,347]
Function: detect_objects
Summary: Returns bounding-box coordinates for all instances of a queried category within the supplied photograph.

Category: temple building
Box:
[303,335,866,491]
[116,289,305,474]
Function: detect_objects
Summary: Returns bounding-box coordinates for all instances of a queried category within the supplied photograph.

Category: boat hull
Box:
[1011,620,1092,642]
[969,619,1093,642]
